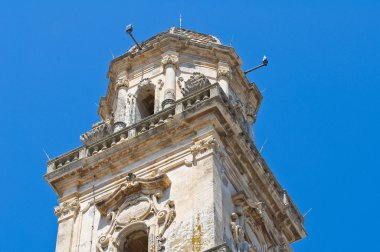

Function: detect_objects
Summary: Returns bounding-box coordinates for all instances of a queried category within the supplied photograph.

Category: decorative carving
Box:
[96,174,170,215]
[190,137,218,163]
[180,72,211,96]
[138,78,154,89]
[96,174,175,252]
[116,77,129,89]
[232,193,282,250]
[245,104,257,123]
[54,198,80,221]
[230,213,251,252]
[80,120,112,145]
[233,193,265,224]
[158,79,164,90]
[217,67,231,80]
[161,54,179,68]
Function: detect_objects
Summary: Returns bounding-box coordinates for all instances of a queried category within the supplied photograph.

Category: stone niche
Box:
[95,174,176,252]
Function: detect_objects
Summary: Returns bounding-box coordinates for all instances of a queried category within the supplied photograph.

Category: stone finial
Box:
[161,54,179,68]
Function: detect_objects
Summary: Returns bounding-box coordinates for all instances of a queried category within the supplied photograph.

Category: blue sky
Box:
[0,1,379,251]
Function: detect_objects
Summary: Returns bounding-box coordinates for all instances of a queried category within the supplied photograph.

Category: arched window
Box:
[136,79,155,122]
[123,230,148,252]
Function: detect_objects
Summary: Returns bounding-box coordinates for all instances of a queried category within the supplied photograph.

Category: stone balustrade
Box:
[47,147,84,172]
[46,82,303,230]
[47,83,223,172]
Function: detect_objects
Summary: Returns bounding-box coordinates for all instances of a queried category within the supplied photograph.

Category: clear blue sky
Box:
[0,1,379,251]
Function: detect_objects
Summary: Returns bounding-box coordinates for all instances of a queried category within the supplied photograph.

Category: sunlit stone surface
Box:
[45,27,306,252]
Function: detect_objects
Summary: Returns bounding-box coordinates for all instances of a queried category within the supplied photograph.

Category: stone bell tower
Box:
[45,27,306,252]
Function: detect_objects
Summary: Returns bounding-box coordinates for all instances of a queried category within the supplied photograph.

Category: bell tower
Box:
[45,27,306,252]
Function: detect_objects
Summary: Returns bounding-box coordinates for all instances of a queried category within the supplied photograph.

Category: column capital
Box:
[161,53,179,68]
[115,77,129,89]
[54,198,80,222]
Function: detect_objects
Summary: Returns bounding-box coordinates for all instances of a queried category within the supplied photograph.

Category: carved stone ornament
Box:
[80,120,112,146]
[179,72,211,96]
[230,212,252,252]
[161,54,179,68]
[190,136,218,163]
[54,198,80,221]
[233,193,266,224]
[217,66,231,80]
[116,77,129,89]
[138,78,154,89]
[245,104,257,123]
[232,193,280,250]
[96,174,175,252]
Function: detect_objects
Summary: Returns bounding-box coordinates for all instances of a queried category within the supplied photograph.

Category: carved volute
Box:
[96,174,175,252]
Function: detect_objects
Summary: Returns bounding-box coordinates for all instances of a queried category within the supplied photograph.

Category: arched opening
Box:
[122,230,148,252]
[136,81,155,122]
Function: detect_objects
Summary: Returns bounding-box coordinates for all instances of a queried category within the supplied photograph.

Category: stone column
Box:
[54,199,80,252]
[113,73,129,132]
[217,61,231,98]
[161,53,179,109]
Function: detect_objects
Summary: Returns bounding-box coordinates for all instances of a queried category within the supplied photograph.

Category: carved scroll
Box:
[96,174,175,252]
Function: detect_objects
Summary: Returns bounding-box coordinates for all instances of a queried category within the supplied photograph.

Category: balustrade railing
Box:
[46,82,303,228]
[47,83,223,172]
